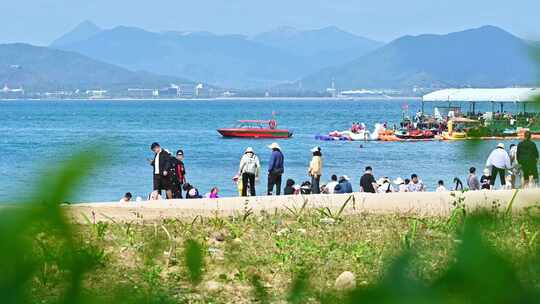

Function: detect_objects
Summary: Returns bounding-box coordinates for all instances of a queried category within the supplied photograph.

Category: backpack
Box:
[243,155,258,174]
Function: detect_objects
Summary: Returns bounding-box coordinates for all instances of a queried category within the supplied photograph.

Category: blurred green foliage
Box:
[1,147,539,303]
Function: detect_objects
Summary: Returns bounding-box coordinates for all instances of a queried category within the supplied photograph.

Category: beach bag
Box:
[271,168,284,175]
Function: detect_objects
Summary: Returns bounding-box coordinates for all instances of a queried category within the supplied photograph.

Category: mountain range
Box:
[1,22,536,93]
[0,43,188,92]
[298,25,537,90]
[51,22,383,89]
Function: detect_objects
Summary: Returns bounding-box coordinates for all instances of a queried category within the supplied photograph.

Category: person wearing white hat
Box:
[393,177,407,192]
[267,142,284,195]
[308,146,323,194]
[480,168,491,189]
[377,177,394,193]
[485,143,511,187]
[238,147,261,197]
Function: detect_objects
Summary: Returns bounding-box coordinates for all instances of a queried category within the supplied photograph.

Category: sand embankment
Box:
[67,189,540,223]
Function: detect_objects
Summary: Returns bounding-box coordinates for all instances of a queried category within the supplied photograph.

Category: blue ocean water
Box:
[0,99,527,202]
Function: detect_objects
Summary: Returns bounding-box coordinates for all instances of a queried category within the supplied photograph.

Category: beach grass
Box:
[22,207,540,303]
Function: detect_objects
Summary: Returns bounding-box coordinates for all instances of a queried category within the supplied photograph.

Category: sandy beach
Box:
[67,189,540,223]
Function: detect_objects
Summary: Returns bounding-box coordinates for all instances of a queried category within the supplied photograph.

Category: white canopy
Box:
[423,88,539,103]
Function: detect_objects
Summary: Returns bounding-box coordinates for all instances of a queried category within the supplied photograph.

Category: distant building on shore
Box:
[156,85,175,98]
[0,85,25,99]
[127,88,159,98]
[85,90,108,99]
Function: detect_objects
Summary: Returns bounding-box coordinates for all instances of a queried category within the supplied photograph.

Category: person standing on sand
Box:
[359,166,377,193]
[485,143,511,188]
[149,142,173,199]
[467,167,480,190]
[509,144,520,189]
[517,131,539,188]
[308,146,323,194]
[238,147,260,197]
[171,149,187,199]
[267,142,284,195]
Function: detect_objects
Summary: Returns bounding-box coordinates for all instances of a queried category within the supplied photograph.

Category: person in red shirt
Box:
[171,149,187,199]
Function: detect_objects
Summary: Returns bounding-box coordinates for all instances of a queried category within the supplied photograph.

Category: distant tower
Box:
[326,78,337,98]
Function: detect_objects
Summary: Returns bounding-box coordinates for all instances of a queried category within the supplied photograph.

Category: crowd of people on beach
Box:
[119,131,539,202]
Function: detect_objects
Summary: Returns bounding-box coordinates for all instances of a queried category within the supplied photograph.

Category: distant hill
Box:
[51,24,383,89]
[0,43,189,92]
[253,26,383,68]
[53,25,310,89]
[51,21,102,48]
[299,25,537,90]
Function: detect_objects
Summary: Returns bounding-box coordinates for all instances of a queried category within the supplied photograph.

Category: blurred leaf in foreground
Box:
[0,146,104,304]
[184,239,204,285]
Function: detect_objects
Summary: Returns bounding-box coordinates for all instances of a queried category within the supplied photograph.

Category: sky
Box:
[1,0,539,45]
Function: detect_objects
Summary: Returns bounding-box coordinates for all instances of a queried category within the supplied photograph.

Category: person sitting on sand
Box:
[325,175,339,194]
[480,168,491,190]
[207,187,219,199]
[119,192,132,203]
[336,176,353,194]
[393,177,407,192]
[407,174,425,192]
[284,179,295,195]
[377,177,394,193]
[149,191,162,201]
[300,181,312,195]
[183,183,202,199]
[436,180,447,192]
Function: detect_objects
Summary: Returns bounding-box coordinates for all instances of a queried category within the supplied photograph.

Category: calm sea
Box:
[0,98,528,202]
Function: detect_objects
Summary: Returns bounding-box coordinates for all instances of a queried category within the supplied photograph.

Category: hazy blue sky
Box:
[1,0,539,45]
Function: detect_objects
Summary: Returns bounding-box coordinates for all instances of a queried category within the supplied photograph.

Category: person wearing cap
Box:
[238,147,261,197]
[267,143,284,195]
[149,142,173,199]
[308,146,323,194]
[485,143,511,187]
[360,166,377,193]
[336,175,353,194]
[517,131,539,188]
[170,149,187,199]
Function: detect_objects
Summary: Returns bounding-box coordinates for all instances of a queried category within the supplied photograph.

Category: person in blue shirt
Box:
[267,142,284,195]
[335,175,353,194]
